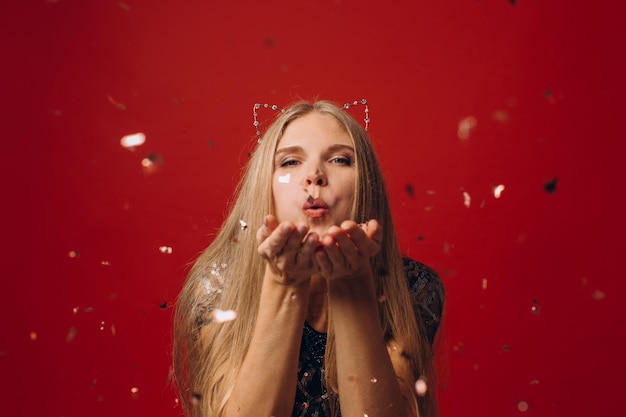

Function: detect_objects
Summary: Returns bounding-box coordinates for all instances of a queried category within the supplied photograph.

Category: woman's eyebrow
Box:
[275,144,355,155]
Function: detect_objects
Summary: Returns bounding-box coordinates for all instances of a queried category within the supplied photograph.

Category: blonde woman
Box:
[173,100,444,417]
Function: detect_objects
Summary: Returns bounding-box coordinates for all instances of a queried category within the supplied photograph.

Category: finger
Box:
[315,247,332,276]
[366,219,383,243]
[263,222,295,258]
[298,232,321,260]
[321,234,346,268]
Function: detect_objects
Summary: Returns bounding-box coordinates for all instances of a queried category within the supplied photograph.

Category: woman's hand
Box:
[315,219,382,281]
[257,215,321,284]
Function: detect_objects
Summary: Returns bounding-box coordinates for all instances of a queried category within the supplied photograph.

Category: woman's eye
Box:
[330,156,352,166]
[280,159,299,167]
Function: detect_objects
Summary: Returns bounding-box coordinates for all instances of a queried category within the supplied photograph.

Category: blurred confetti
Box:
[130,387,139,398]
[457,116,477,140]
[120,132,146,149]
[66,326,78,343]
[492,109,510,124]
[544,177,558,193]
[30,332,37,341]
[517,400,529,412]
[141,153,163,173]
[493,184,505,199]
[68,250,80,258]
[462,190,471,208]
[405,183,415,199]
[482,278,488,290]
[107,95,126,110]
[159,246,173,254]
[591,290,606,300]
[531,299,541,315]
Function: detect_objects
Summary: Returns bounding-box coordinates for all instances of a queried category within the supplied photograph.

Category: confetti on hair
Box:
[239,220,248,230]
[211,308,237,323]
[415,376,428,396]
[120,132,145,149]
[278,173,291,183]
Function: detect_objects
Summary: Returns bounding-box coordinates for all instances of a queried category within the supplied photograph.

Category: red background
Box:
[2,1,624,416]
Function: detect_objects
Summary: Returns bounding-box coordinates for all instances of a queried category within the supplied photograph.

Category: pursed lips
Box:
[303,198,329,218]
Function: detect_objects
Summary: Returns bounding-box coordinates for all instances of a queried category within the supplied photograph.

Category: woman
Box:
[174,100,444,417]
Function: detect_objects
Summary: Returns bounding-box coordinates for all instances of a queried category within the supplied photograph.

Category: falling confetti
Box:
[141,153,163,173]
[517,400,529,412]
[278,173,290,183]
[544,177,558,193]
[107,95,126,110]
[159,246,173,254]
[99,321,105,331]
[503,345,512,352]
[30,332,37,341]
[101,261,111,266]
[462,190,471,208]
[492,109,510,124]
[130,387,139,398]
[370,377,378,383]
[457,116,477,140]
[160,301,169,309]
[482,278,488,290]
[211,309,237,323]
[68,250,80,258]
[415,376,428,396]
[120,132,146,149]
[66,326,78,343]
[493,184,505,199]
[591,290,606,300]
[405,183,415,199]
[531,299,541,315]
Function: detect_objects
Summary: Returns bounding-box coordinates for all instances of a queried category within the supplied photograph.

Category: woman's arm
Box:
[318,220,413,417]
[223,216,320,417]
[328,271,411,417]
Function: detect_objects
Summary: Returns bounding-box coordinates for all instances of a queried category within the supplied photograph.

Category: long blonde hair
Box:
[173,100,439,417]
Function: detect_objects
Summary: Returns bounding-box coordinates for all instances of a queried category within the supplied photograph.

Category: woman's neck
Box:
[305,275,328,333]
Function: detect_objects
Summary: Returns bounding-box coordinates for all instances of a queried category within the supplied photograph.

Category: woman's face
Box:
[272,112,356,236]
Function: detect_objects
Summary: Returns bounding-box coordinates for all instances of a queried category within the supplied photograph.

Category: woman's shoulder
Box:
[401,257,444,344]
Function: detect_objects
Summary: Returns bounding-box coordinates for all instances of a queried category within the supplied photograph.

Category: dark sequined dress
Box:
[292,258,444,417]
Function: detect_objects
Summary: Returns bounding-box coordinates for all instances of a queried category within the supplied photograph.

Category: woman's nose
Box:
[305,169,327,186]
